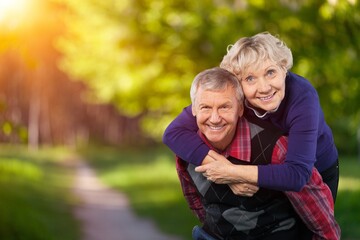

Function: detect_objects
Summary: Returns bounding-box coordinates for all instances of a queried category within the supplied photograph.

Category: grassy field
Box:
[80,145,360,240]
[0,145,80,240]
[0,144,358,239]
[335,156,360,239]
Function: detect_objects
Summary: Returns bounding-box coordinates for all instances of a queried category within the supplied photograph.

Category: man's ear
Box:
[238,103,244,117]
[192,104,196,117]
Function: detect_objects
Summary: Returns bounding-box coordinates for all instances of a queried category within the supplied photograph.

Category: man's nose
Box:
[210,110,221,123]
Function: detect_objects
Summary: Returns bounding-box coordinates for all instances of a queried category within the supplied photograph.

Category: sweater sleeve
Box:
[163,105,210,166]
[258,163,311,191]
[258,84,320,191]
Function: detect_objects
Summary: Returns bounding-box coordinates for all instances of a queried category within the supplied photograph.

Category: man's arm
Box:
[273,136,340,240]
[175,157,206,222]
[284,169,340,240]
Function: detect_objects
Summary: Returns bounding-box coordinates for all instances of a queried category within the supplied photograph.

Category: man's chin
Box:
[207,139,226,149]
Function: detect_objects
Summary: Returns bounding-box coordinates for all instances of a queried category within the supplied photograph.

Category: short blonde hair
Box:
[190,67,244,104]
[220,32,293,80]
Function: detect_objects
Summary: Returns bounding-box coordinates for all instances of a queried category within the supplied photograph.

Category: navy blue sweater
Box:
[163,72,338,192]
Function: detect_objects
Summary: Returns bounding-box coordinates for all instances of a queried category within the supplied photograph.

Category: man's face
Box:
[192,85,243,151]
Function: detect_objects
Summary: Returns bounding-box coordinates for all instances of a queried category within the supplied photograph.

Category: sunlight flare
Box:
[0,0,29,28]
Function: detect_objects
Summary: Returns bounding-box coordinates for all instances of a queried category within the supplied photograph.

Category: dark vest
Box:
[187,117,297,240]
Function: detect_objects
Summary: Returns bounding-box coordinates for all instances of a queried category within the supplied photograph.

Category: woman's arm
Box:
[195,150,259,185]
[196,138,310,192]
[198,151,259,197]
[163,105,210,166]
[197,86,319,192]
[257,87,320,191]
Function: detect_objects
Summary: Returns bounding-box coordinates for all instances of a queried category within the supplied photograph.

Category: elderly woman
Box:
[163,32,339,203]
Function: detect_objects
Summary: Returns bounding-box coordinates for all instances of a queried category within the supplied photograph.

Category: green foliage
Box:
[55,0,360,153]
[0,145,80,240]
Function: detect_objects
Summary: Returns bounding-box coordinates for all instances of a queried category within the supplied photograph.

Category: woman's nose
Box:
[257,78,272,93]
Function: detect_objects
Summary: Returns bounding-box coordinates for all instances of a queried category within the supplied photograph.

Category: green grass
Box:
[78,145,200,239]
[79,145,360,240]
[335,156,360,240]
[0,145,81,240]
[1,144,357,240]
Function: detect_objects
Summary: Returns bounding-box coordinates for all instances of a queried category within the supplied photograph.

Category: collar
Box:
[198,117,251,162]
[245,100,279,119]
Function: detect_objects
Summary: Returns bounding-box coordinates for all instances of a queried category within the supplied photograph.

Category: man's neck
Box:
[210,136,234,153]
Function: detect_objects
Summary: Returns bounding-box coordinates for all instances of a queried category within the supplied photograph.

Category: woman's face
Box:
[240,60,286,112]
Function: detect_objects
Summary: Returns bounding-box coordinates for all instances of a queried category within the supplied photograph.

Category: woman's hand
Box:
[228,182,259,197]
[197,150,259,185]
[196,151,238,184]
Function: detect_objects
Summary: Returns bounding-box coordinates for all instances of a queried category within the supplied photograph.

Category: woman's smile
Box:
[258,91,277,102]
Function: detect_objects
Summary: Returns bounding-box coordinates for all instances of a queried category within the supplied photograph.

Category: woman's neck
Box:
[245,100,279,118]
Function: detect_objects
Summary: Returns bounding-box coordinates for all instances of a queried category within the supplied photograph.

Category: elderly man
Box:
[174,67,340,240]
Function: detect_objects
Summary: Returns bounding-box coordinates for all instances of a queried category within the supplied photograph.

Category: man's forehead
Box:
[194,93,238,110]
[196,87,236,99]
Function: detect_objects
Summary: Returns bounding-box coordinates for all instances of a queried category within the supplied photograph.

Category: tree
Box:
[55,0,360,153]
[0,0,145,147]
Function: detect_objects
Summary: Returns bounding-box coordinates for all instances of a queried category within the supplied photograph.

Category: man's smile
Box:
[207,125,225,131]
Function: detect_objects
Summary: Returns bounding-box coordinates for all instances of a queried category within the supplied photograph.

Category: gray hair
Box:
[220,32,293,80]
[190,67,244,104]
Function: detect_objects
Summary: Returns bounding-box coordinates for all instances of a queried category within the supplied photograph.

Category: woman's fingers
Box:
[229,183,259,197]
[208,150,227,162]
[195,165,206,173]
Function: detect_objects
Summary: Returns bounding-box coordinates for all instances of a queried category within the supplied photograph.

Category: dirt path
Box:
[71,160,183,240]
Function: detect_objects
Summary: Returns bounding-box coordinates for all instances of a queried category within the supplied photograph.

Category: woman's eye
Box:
[244,76,254,82]
[267,69,276,77]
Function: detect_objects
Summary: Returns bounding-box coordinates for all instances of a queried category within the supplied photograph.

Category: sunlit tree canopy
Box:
[55,0,359,153]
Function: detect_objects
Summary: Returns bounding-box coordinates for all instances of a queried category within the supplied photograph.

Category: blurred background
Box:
[0,0,359,239]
